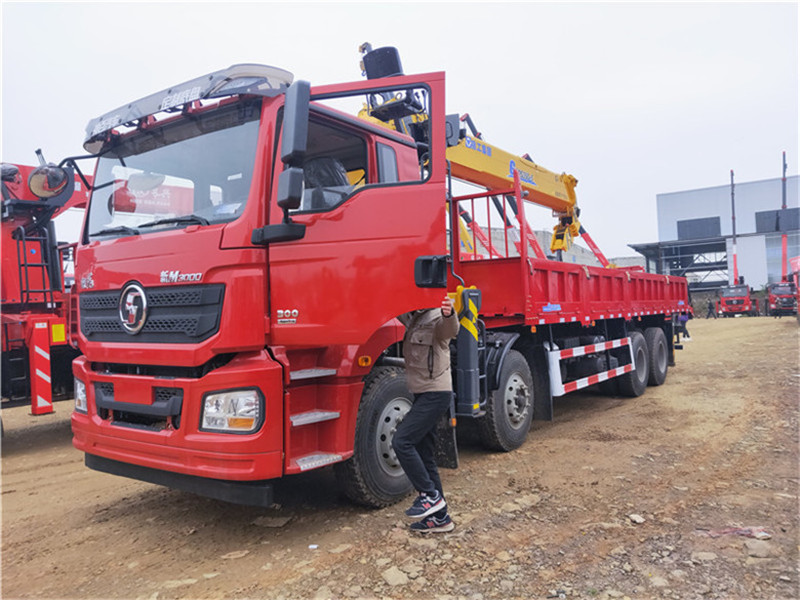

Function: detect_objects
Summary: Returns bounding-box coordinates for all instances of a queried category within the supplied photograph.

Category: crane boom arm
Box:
[445,135,578,215]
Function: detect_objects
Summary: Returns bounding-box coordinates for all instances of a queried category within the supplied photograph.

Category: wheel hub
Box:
[376,396,411,476]
[504,372,530,429]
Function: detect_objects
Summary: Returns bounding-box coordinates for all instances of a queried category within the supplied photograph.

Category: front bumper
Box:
[71,350,285,485]
[86,454,274,506]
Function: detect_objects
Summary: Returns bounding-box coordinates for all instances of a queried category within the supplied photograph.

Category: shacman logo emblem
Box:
[118,283,148,334]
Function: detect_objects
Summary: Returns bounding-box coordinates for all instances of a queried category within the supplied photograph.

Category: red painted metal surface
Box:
[69,68,688,489]
[451,185,688,328]
[71,350,285,480]
[2,164,89,409]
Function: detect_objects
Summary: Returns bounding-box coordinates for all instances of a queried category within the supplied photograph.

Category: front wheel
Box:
[478,350,533,451]
[334,367,414,507]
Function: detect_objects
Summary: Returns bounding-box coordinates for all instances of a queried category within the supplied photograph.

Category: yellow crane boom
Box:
[445,135,578,215]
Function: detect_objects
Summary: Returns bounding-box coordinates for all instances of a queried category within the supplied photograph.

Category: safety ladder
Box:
[14,226,58,308]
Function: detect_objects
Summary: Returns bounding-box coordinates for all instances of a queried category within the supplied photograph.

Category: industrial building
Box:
[630,173,799,291]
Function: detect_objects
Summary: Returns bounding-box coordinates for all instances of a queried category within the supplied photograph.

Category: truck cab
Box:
[717,284,757,317]
[69,64,450,506]
[766,282,798,317]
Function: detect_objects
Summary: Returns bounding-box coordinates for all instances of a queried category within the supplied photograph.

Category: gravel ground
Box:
[2,316,798,600]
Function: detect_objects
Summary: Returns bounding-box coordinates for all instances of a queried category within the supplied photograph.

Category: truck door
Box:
[267,74,449,347]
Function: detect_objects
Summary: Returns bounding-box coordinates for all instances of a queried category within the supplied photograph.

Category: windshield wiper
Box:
[137,214,210,229]
[90,225,140,237]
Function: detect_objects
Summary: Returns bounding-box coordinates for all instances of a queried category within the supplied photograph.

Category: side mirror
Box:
[28,164,70,199]
[281,80,310,167]
[276,167,304,211]
[251,81,310,246]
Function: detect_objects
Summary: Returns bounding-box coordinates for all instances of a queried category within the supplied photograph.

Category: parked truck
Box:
[766,281,798,317]
[717,284,758,317]
[791,257,800,324]
[1,160,89,412]
[39,46,688,507]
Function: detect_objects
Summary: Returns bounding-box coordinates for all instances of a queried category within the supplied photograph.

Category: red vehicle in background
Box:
[717,284,759,317]
[766,281,798,317]
[1,159,90,412]
[790,257,800,323]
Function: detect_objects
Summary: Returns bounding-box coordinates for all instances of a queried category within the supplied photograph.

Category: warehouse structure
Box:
[630,174,799,291]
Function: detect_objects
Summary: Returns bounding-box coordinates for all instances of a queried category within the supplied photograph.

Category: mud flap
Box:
[434,401,459,469]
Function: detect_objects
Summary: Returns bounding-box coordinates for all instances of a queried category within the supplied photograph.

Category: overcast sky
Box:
[2,1,798,257]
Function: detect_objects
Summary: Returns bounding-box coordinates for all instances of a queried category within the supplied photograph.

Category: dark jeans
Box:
[392,391,452,500]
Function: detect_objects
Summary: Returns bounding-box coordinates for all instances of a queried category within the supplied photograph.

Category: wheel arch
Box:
[485,331,520,391]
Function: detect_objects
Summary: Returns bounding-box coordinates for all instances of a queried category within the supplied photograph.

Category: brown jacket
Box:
[398,308,460,394]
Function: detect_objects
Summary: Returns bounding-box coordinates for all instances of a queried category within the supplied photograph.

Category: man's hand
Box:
[441,295,454,317]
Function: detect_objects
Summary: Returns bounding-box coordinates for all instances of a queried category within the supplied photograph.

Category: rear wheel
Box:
[335,367,414,507]
[618,330,649,397]
[478,350,533,451]
[644,327,668,386]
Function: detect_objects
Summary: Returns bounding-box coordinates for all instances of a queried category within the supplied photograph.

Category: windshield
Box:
[771,283,796,294]
[721,286,749,297]
[86,101,261,239]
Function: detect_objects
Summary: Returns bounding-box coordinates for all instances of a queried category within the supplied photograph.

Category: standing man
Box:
[706,299,717,319]
[393,295,459,533]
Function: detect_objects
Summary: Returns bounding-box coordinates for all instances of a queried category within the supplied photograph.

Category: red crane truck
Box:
[792,256,800,324]
[716,284,759,317]
[766,281,798,317]
[2,159,89,413]
[51,47,688,507]
[765,153,798,317]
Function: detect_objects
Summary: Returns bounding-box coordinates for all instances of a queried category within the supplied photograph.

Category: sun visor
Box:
[84,64,293,153]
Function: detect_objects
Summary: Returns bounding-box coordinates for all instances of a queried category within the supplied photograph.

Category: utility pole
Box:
[781,151,788,281]
[730,169,739,285]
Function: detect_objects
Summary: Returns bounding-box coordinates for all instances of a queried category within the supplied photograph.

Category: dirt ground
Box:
[2,316,798,600]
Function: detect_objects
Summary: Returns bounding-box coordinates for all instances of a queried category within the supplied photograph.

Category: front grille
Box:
[96,381,114,398]
[80,284,224,344]
[94,381,183,431]
[81,295,118,310]
[154,387,183,404]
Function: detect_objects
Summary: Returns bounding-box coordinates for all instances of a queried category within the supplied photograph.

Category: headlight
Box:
[75,378,87,413]
[201,389,263,433]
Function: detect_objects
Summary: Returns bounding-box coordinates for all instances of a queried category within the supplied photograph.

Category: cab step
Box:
[291,452,342,472]
[290,410,340,427]
[289,368,337,381]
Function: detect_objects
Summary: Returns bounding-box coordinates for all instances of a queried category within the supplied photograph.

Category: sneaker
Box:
[405,491,446,519]
[683,336,692,342]
[410,513,455,534]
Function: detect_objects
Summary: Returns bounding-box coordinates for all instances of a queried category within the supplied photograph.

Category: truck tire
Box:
[334,366,414,507]
[618,330,649,397]
[644,327,668,386]
[478,350,533,451]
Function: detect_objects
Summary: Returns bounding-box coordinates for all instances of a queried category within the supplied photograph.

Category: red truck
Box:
[1,160,89,413]
[766,282,798,317]
[46,47,688,507]
[717,284,758,317]
[792,257,800,324]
